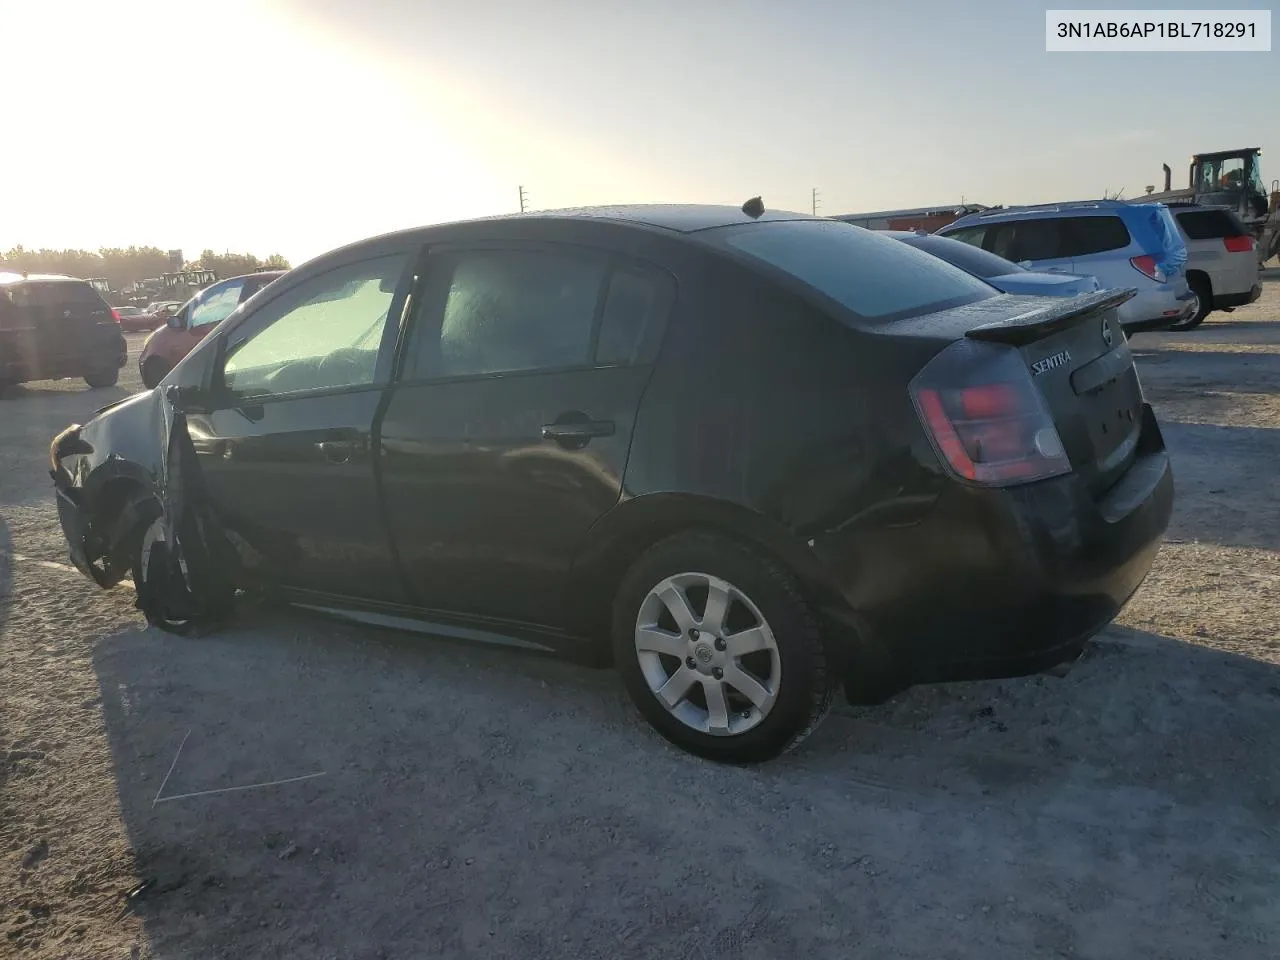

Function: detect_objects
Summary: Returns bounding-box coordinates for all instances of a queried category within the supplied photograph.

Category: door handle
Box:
[541,418,615,446]
[316,439,356,464]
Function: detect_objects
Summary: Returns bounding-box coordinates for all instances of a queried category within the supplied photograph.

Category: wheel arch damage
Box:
[53,388,237,630]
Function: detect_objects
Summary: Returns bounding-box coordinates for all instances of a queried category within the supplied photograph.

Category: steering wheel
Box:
[316,348,370,388]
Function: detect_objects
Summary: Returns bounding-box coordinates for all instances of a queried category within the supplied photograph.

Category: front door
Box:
[186,251,414,601]
[379,243,675,629]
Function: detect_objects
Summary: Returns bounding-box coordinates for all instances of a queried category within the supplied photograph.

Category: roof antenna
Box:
[741,196,764,219]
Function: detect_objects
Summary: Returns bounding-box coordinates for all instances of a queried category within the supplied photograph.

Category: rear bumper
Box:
[1215,284,1262,309]
[810,404,1173,701]
[0,331,126,379]
[1117,283,1195,332]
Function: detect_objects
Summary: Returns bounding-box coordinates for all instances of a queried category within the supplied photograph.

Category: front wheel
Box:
[84,368,120,389]
[612,531,836,763]
[132,516,234,634]
[141,357,171,390]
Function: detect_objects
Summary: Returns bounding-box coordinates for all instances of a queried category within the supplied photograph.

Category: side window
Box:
[989,219,1064,262]
[1059,216,1131,257]
[415,248,607,379]
[595,264,675,366]
[190,279,246,330]
[942,226,987,248]
[221,254,408,398]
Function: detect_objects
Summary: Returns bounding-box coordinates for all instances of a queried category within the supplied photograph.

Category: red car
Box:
[138,271,285,388]
[112,304,162,332]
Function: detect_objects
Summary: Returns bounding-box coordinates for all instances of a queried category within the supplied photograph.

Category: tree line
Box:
[0,245,291,291]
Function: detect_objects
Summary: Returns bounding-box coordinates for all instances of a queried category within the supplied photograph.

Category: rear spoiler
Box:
[964,288,1136,346]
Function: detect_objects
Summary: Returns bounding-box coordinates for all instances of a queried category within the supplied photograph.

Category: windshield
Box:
[711,219,996,324]
[899,234,1025,279]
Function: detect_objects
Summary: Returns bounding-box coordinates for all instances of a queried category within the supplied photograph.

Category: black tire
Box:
[612,530,836,763]
[131,517,234,635]
[141,357,170,390]
[84,368,120,389]
[1168,275,1210,331]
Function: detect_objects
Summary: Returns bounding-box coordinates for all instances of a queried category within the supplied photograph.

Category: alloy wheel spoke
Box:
[724,626,771,658]
[700,578,732,636]
[656,665,698,708]
[656,581,698,635]
[724,664,771,709]
[703,679,731,733]
[635,626,688,659]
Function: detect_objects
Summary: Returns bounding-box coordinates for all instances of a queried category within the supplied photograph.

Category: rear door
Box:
[983,218,1079,276]
[379,242,675,629]
[1053,215,1134,289]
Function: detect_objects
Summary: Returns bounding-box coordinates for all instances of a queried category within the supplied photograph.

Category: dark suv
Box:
[0,272,127,390]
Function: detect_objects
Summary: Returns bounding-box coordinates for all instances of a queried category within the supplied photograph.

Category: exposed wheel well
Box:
[89,477,159,575]
[1187,269,1213,305]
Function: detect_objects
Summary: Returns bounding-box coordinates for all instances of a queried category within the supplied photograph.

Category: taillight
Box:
[110,309,121,324]
[910,340,1071,486]
[1129,255,1166,283]
[1223,235,1255,253]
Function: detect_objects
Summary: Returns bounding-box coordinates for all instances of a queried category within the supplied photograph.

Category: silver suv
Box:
[939,200,1195,332]
[1164,203,1262,330]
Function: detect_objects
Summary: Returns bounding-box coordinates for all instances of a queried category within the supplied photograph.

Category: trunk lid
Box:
[965,289,1143,494]
[880,290,1145,495]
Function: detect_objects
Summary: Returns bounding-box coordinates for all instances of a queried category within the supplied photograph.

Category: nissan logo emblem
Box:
[1101,320,1113,347]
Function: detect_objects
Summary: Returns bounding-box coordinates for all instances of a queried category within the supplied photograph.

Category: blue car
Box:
[884,231,1101,298]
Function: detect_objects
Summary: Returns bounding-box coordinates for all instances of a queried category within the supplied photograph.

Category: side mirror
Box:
[166,309,187,330]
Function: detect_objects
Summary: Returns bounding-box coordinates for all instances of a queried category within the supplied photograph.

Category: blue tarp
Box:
[1133,203,1187,280]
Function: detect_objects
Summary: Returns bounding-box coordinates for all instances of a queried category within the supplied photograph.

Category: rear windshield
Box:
[900,234,1024,279]
[1176,208,1247,240]
[712,219,996,324]
[4,280,106,309]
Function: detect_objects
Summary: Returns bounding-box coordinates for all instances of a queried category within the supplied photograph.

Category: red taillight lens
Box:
[1223,235,1255,253]
[1129,255,1164,282]
[910,341,1071,486]
[110,309,121,324]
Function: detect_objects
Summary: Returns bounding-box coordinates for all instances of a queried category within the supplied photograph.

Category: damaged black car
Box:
[50,204,1174,763]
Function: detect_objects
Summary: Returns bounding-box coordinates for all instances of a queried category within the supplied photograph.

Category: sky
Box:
[2,0,1275,267]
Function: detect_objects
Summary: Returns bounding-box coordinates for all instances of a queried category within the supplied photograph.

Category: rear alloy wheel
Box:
[613,531,835,763]
[141,357,171,390]
[84,368,120,388]
[1168,276,1210,331]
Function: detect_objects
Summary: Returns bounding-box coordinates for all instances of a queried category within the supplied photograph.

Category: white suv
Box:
[1165,203,1262,330]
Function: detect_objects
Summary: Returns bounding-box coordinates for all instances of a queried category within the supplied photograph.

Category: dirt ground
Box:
[2,277,1279,960]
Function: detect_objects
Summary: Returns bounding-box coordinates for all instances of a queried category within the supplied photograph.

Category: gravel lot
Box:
[3,280,1279,960]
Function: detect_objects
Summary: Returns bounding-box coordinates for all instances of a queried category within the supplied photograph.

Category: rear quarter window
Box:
[712,219,996,325]
[1176,209,1246,240]
[1058,216,1132,257]
[7,281,107,308]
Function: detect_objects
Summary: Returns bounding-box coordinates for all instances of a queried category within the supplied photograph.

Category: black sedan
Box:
[49,204,1173,763]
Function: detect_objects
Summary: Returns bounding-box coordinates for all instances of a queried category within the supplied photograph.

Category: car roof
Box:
[946,200,1169,229]
[435,204,816,236]
[0,271,87,286]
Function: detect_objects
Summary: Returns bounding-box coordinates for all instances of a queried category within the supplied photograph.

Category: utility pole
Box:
[519,185,528,214]
[811,187,820,216]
